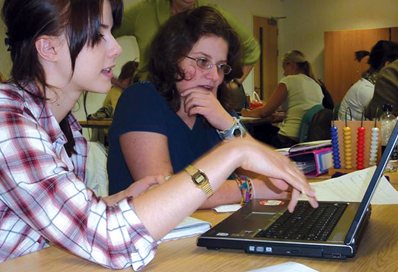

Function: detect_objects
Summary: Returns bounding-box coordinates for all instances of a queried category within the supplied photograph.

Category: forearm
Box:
[132,141,242,240]
[132,136,318,240]
[199,180,241,209]
[242,105,271,118]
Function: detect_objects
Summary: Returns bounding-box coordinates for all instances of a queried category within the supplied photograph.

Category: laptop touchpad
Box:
[243,212,277,228]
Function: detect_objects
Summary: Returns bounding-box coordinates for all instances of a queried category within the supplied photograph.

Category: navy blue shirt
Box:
[107,82,222,194]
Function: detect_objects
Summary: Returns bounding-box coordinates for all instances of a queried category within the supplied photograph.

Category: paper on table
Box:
[213,204,241,213]
[247,261,318,272]
[300,166,398,204]
[160,216,211,243]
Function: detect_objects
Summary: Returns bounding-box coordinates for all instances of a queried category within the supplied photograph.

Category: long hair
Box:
[2,0,123,156]
[356,40,398,73]
[283,50,317,81]
[148,6,243,112]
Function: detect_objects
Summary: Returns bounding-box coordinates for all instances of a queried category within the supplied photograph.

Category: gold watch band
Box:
[184,165,213,197]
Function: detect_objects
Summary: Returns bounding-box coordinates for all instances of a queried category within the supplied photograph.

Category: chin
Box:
[91,84,111,94]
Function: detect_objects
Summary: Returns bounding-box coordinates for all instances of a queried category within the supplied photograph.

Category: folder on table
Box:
[289,147,333,176]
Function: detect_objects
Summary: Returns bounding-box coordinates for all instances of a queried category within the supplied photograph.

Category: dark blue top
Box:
[107,81,222,194]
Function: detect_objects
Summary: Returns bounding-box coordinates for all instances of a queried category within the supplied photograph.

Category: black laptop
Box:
[197,121,398,259]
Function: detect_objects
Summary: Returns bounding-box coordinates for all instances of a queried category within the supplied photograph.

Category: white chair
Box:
[86,141,109,196]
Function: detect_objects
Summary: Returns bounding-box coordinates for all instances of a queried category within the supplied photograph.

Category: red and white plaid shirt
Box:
[0,83,156,270]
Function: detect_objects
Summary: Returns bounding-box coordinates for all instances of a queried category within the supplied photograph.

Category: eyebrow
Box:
[100,23,110,29]
[192,52,228,63]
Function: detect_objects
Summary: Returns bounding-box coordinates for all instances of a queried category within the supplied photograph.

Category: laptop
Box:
[197,121,398,259]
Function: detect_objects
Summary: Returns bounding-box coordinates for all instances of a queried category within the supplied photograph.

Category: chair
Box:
[333,102,341,120]
[298,104,324,142]
[307,107,333,141]
[86,141,109,196]
[223,80,248,112]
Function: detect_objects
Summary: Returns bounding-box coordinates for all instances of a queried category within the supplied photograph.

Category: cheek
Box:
[216,76,224,86]
[183,65,197,81]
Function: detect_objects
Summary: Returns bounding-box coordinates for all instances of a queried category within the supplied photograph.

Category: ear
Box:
[35,36,59,62]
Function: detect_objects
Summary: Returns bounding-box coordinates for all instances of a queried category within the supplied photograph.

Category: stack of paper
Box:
[301,167,398,204]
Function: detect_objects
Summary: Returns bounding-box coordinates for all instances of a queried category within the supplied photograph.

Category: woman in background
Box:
[108,6,288,208]
[241,50,323,148]
[339,40,398,121]
[104,60,139,116]
[0,0,317,269]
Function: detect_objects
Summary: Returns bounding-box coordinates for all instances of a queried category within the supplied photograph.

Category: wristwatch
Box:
[184,165,213,197]
[217,117,247,140]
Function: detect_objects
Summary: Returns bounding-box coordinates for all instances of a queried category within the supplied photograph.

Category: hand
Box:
[103,175,166,206]
[250,177,289,200]
[241,107,262,118]
[229,138,318,212]
[125,175,166,197]
[180,87,234,130]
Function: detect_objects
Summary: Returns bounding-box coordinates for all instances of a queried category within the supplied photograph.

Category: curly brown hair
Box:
[148,6,243,113]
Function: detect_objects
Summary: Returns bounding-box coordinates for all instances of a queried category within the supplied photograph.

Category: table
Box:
[79,119,112,129]
[1,176,397,272]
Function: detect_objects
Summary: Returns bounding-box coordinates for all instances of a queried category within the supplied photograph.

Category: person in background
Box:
[104,60,139,116]
[114,0,260,83]
[241,50,324,148]
[339,40,398,121]
[0,0,317,269]
[365,58,398,119]
[89,60,139,120]
[87,60,139,145]
[318,79,334,110]
[107,6,290,208]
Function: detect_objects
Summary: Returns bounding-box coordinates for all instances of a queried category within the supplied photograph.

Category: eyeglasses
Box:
[185,56,232,75]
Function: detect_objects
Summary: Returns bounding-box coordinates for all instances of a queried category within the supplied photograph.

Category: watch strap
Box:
[217,117,247,140]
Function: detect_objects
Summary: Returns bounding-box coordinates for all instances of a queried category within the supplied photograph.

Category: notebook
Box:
[197,121,398,259]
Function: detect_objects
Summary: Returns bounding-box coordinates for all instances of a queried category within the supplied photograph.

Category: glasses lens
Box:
[196,58,211,70]
[220,64,232,75]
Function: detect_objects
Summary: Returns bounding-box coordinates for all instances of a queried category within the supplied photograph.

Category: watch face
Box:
[193,171,206,184]
[233,127,242,137]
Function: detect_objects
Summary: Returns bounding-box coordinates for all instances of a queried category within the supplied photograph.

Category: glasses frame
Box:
[185,56,232,75]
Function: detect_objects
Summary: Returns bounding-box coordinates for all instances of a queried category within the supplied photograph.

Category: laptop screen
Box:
[345,121,398,243]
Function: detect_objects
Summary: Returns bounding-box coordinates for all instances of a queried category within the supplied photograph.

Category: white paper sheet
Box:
[213,204,242,213]
[301,166,398,204]
[247,261,318,272]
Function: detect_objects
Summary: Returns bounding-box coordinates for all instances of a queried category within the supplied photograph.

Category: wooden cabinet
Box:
[324,27,398,104]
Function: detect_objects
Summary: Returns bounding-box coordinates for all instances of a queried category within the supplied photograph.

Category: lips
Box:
[101,67,114,78]
[200,85,214,91]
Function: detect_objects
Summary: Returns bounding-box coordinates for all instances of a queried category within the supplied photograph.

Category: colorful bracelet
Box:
[235,175,253,205]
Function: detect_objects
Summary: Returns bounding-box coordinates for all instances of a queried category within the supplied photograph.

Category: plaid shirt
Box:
[0,83,156,270]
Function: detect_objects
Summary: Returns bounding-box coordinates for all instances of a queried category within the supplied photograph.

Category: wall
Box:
[278,0,398,85]
[123,0,285,95]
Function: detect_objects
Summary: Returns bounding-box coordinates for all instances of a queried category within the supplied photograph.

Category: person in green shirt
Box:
[103,60,139,116]
[114,0,260,82]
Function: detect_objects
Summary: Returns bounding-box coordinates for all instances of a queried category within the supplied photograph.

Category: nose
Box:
[109,35,122,58]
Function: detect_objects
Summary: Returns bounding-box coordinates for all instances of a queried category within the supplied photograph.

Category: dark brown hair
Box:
[355,40,398,72]
[2,0,123,155]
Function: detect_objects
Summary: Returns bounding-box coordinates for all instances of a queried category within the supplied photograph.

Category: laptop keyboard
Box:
[255,202,347,241]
